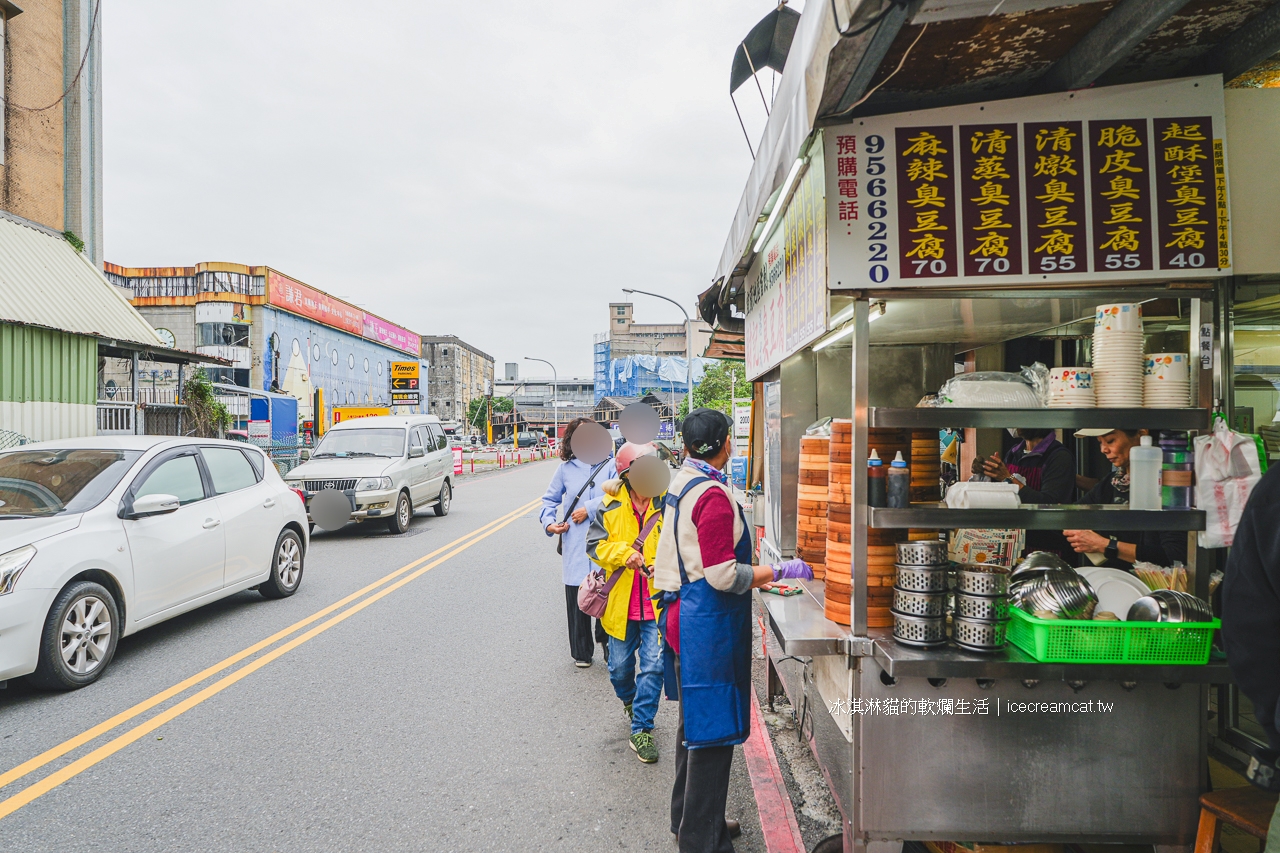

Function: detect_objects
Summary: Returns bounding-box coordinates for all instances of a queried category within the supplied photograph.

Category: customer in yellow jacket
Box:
[585,441,669,764]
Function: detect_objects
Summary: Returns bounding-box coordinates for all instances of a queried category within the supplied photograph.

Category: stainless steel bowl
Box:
[955,593,1010,622]
[954,566,1009,596]
[952,616,1009,651]
[895,541,949,567]
[1013,573,1097,619]
[892,588,949,617]
[891,612,948,647]
[894,564,949,593]
[1010,551,1073,581]
[1129,590,1214,623]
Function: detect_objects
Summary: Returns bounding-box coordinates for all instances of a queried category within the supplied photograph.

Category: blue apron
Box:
[660,476,754,749]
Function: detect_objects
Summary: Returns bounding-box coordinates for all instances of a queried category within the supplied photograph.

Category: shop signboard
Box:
[734,404,751,440]
[390,362,420,391]
[745,143,829,379]
[267,271,365,335]
[332,406,390,424]
[453,446,464,474]
[364,315,421,357]
[391,392,420,406]
[825,76,1230,288]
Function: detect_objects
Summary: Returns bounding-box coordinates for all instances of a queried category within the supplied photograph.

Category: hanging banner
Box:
[825,76,1230,288]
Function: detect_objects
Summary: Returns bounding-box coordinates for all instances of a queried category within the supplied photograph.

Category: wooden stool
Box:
[1195,786,1279,853]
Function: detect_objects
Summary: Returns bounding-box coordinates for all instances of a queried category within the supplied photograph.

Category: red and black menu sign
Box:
[895,126,957,279]
[1087,119,1154,272]
[1022,122,1086,276]
[959,124,1021,277]
[1152,117,1218,271]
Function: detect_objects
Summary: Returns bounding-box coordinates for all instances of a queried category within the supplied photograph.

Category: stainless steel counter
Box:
[870,503,1206,531]
[759,582,1231,684]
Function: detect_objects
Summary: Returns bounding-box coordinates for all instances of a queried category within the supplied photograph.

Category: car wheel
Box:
[387,490,412,534]
[434,481,452,517]
[260,529,305,599]
[30,581,120,690]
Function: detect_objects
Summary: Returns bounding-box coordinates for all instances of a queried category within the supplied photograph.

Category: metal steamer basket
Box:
[892,588,949,617]
[896,540,948,567]
[894,564,950,592]
[954,566,1010,596]
[952,615,1010,652]
[892,612,948,647]
[955,593,1010,622]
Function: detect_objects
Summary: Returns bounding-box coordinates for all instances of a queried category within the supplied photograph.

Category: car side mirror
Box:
[408,445,425,458]
[299,449,311,462]
[128,493,181,518]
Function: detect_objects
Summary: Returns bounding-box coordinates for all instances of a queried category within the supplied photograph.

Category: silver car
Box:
[284,415,454,534]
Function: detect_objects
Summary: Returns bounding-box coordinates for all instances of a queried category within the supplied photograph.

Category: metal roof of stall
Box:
[703,0,1280,330]
[0,212,165,348]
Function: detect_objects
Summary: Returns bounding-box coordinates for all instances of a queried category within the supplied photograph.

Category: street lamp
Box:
[524,357,558,443]
[622,288,693,415]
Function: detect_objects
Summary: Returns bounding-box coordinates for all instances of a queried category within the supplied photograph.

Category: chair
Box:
[1195,787,1279,853]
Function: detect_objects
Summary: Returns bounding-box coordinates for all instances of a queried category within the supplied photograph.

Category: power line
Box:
[4,0,102,113]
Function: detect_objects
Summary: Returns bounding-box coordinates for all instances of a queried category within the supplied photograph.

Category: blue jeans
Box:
[608,619,662,734]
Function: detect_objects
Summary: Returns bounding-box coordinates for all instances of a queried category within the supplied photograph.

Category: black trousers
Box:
[564,585,603,663]
[670,657,736,853]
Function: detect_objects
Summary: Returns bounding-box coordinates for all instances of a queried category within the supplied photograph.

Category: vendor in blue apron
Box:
[653,408,812,853]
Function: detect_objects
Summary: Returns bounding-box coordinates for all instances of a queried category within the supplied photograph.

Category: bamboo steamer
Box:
[798,435,830,579]
[825,597,851,626]
[910,429,942,502]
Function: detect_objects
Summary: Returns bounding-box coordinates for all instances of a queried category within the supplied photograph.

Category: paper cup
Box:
[1095,303,1143,332]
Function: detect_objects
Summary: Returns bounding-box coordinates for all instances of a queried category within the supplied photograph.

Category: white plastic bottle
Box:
[1128,435,1163,510]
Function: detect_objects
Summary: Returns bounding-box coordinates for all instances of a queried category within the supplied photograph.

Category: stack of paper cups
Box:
[1092,304,1144,408]
[1048,367,1095,408]
[1144,353,1191,408]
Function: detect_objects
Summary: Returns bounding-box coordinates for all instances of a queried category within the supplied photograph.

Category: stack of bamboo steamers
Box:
[805,422,941,628]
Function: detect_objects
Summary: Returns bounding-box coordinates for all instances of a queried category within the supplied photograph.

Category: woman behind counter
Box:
[982,428,1075,556]
[539,417,617,668]
[1063,427,1188,571]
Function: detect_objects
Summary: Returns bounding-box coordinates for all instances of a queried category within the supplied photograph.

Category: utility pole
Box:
[623,288,693,417]
[524,357,558,445]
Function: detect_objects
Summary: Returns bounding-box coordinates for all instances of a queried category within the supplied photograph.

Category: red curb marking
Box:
[744,689,807,853]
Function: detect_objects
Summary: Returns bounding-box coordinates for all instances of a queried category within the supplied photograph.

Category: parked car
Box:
[283,414,453,534]
[0,436,308,690]
[496,432,540,448]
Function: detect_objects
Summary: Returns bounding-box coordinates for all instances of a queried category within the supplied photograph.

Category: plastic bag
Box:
[1195,417,1264,548]
[937,362,1049,408]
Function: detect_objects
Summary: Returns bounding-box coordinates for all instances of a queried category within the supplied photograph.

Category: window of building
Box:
[442,348,449,357]
[616,319,625,325]
[617,306,625,315]
[197,323,250,347]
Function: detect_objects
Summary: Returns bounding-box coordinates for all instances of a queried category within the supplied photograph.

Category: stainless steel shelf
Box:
[757,585,853,657]
[868,407,1209,431]
[869,629,1233,683]
[869,503,1206,531]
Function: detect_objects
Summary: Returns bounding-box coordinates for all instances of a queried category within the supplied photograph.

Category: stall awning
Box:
[0,212,163,348]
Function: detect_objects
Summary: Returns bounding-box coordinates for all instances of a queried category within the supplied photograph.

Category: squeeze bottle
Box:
[1128,435,1162,510]
[868,449,888,508]
[887,451,911,508]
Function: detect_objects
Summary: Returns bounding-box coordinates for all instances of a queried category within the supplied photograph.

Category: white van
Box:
[284,415,453,534]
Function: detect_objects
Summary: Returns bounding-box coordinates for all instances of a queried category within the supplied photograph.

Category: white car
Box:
[284,415,454,534]
[0,436,308,690]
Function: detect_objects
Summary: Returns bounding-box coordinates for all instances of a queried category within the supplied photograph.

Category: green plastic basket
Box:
[1007,608,1218,665]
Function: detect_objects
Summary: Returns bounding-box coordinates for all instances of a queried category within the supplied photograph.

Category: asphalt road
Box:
[0,461,763,852]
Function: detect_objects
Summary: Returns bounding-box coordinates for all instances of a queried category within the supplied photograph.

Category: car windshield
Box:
[312,428,405,458]
[0,449,142,517]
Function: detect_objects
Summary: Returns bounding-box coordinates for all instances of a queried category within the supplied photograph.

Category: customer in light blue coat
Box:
[539,417,616,668]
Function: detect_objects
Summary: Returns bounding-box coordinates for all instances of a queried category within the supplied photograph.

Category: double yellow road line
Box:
[0,497,541,821]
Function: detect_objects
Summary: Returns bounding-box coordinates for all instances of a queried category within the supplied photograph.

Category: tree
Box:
[466,396,513,430]
[183,369,233,437]
[675,360,747,419]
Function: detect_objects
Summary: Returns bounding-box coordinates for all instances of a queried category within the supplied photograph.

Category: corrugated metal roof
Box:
[0,215,162,347]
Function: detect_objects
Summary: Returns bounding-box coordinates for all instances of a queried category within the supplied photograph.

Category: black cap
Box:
[681,408,732,458]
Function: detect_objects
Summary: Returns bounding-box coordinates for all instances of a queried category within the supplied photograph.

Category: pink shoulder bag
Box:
[578,509,662,618]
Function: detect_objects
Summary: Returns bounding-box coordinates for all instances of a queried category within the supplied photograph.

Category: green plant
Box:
[676,361,746,419]
[63,231,84,253]
[466,395,513,430]
[183,369,233,437]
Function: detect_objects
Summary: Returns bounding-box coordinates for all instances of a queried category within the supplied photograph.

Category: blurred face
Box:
[1097,430,1144,468]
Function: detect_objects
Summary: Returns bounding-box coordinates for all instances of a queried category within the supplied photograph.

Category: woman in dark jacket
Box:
[983,428,1075,555]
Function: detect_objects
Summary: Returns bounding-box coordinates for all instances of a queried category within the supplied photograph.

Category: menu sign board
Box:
[825,76,1229,288]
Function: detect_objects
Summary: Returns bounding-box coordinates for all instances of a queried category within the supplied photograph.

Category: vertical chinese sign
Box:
[835,134,858,236]
[1023,122,1086,275]
[959,124,1021,277]
[1088,120,1154,272]
[1152,118,1218,272]
[895,126,957,279]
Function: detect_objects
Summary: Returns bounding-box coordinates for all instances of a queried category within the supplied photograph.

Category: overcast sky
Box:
[104,2,799,377]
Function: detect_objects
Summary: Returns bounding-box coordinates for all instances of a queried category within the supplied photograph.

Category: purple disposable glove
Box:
[772,559,814,582]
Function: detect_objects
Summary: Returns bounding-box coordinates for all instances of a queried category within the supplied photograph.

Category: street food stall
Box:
[697,2,1280,848]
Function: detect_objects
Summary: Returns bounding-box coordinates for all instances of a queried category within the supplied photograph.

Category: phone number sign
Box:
[825,76,1229,288]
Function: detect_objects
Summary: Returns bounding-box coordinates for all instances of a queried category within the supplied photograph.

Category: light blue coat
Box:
[539,457,616,586]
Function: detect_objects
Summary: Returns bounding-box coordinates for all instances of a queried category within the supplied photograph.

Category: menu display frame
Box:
[825,76,1230,289]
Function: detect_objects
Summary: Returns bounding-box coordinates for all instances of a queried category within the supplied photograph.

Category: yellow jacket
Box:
[585,482,665,641]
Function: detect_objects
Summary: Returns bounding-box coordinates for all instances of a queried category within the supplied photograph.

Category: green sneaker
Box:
[630,731,658,764]
[623,702,633,722]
